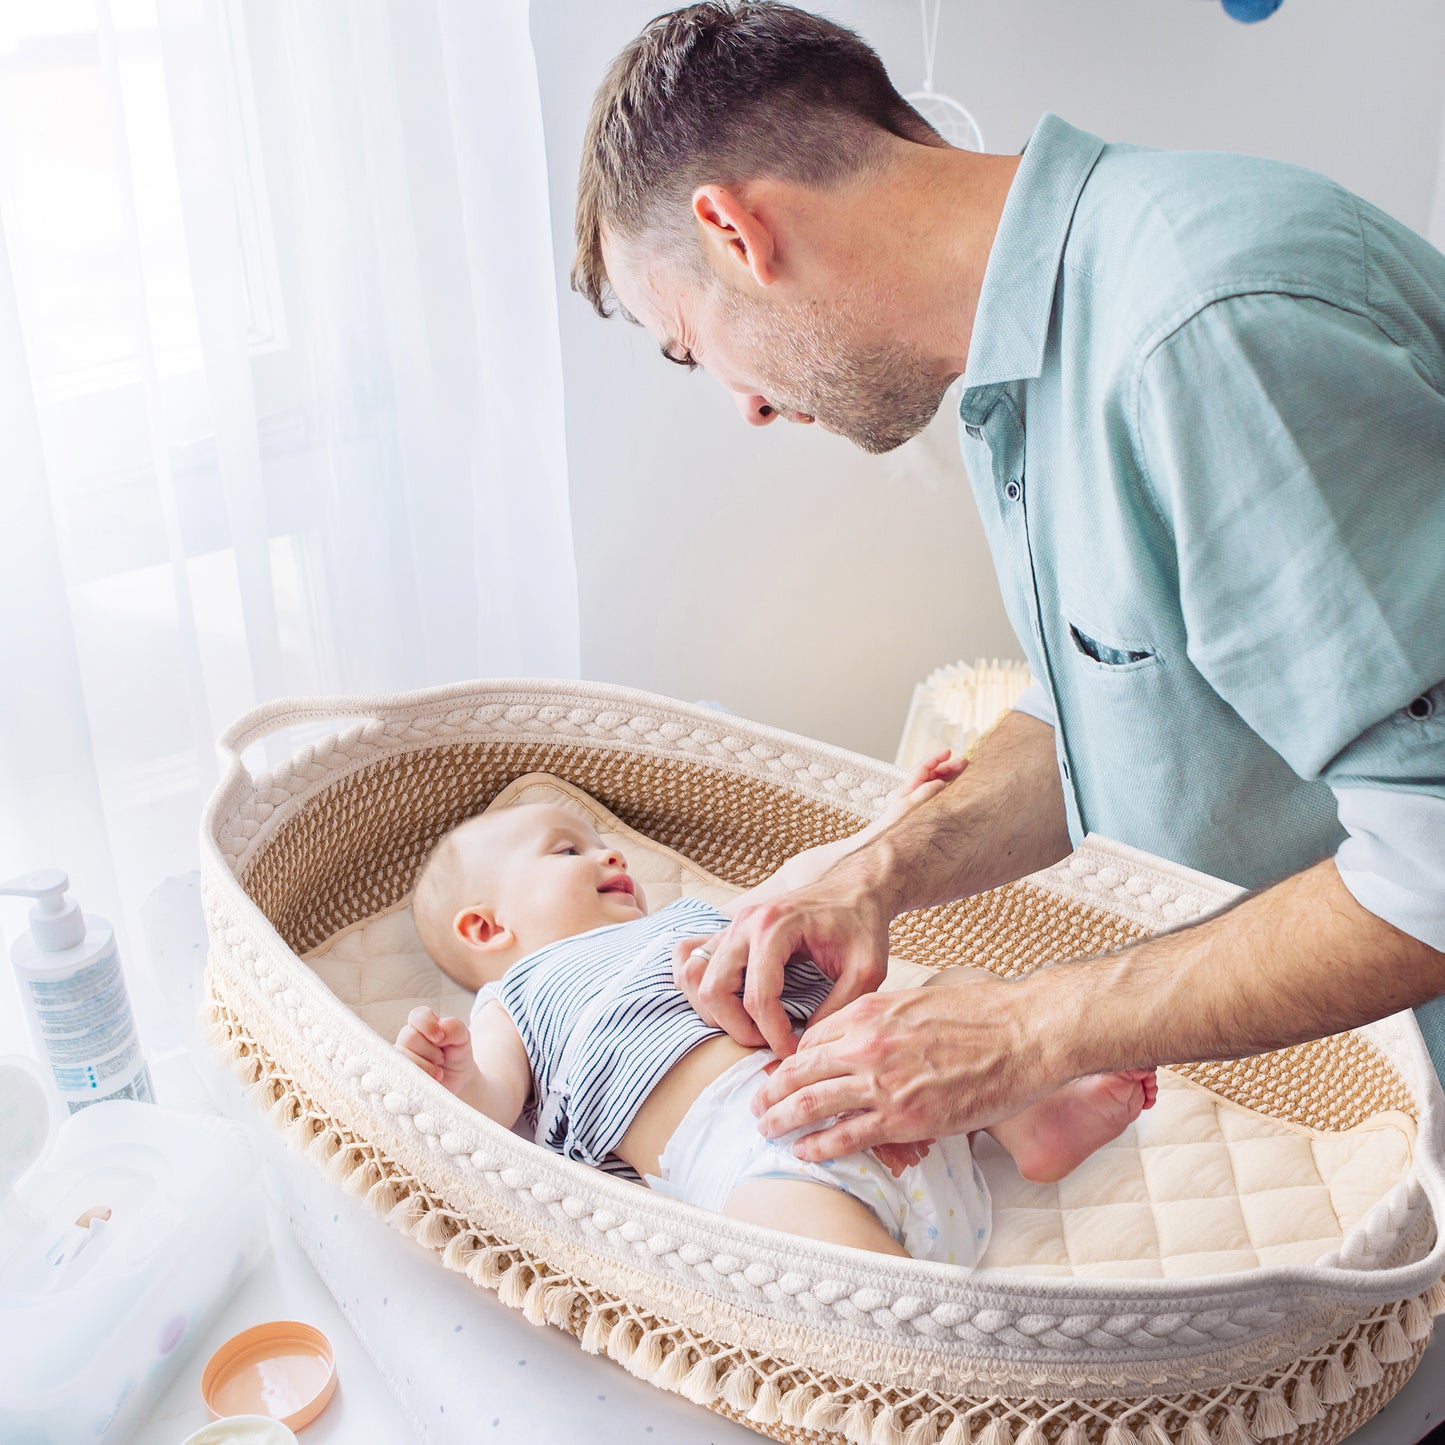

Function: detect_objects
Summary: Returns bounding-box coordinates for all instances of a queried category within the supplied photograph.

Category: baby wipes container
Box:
[0,1056,268,1444]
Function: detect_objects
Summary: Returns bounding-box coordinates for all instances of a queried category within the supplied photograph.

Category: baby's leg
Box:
[987,1070,1157,1185]
[723,1178,909,1257]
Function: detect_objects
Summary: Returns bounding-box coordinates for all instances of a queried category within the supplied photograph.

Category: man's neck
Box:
[843,142,1020,379]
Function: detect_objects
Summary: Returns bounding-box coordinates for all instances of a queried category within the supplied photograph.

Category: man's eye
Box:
[663,347,698,371]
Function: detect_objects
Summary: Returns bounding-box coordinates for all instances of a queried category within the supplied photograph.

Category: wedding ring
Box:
[693,945,714,963]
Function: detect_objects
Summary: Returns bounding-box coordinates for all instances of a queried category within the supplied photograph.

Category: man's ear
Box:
[454,906,513,954]
[692,184,778,288]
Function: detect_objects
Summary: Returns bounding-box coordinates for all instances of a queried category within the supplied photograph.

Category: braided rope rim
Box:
[205,974,1440,1445]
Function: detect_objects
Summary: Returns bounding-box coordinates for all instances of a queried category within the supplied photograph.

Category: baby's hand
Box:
[876,750,967,829]
[395,1006,482,1097]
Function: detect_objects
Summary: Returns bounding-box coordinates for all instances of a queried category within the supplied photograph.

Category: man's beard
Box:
[727,291,949,454]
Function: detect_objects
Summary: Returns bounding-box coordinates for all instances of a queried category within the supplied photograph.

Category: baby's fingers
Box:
[903,750,952,791]
[405,1005,444,1042]
[434,1014,471,1048]
[396,1024,443,1064]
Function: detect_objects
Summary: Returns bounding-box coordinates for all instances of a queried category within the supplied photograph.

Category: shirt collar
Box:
[960,113,1106,393]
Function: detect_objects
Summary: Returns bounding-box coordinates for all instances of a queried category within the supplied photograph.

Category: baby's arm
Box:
[394,1002,532,1129]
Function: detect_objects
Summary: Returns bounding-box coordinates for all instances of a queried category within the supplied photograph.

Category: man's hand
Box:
[748,972,1056,1160]
[672,752,964,1054]
[677,713,1070,1059]
[675,874,894,1055]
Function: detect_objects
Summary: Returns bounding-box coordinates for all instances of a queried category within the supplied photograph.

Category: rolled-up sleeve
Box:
[1334,787,1445,951]
[1011,681,1057,729]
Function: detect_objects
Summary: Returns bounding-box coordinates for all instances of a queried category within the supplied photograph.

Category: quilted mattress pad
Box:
[200,679,1445,1445]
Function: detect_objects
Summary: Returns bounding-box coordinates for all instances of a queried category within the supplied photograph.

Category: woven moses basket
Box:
[200,679,1445,1445]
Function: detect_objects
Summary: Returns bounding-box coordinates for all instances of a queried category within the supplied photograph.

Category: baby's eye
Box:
[554,845,579,856]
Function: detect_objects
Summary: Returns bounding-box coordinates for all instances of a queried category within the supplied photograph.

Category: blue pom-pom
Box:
[1221,0,1283,20]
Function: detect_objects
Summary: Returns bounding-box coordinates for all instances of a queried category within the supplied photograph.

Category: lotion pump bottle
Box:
[1,870,155,1112]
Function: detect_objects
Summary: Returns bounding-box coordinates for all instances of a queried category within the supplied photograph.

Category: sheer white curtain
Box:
[0,0,578,1040]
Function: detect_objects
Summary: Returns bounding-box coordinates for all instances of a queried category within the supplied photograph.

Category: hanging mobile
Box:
[902,0,985,152]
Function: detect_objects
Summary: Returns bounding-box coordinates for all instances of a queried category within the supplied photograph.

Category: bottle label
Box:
[24,944,155,1109]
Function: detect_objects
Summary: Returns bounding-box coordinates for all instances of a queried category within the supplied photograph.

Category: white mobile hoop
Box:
[903,0,984,152]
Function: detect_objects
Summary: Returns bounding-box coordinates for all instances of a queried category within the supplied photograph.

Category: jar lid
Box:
[180,1416,300,1445]
[200,1320,336,1430]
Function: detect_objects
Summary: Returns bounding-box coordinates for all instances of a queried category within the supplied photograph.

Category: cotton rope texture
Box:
[201,683,1445,1445]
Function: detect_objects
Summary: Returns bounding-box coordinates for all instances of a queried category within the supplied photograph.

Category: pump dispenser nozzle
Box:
[0,872,86,952]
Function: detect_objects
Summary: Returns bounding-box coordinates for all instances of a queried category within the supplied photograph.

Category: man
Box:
[573,1,1445,1160]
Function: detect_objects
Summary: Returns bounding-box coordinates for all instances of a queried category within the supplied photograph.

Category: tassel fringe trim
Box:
[204,998,1434,1445]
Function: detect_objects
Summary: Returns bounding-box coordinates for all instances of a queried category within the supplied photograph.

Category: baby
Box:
[395,756,1156,1264]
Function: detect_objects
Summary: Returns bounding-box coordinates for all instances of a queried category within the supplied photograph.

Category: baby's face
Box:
[461,804,648,955]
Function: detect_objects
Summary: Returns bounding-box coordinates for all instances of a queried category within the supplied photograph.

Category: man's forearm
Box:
[841,711,1072,918]
[1028,857,1445,1082]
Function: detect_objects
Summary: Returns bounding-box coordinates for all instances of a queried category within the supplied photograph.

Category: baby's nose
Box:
[604,848,626,870]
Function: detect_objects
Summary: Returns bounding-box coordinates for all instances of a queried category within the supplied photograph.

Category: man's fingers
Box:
[749,1042,859,1122]
[755,1074,870,1139]
[791,1112,889,1163]
[701,989,768,1049]
[740,941,799,1058]
[696,942,774,1046]
[697,932,768,1049]
[802,959,886,1031]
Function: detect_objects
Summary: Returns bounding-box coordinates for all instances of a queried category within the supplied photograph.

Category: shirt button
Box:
[1408,694,1435,719]
[1005,479,1022,502]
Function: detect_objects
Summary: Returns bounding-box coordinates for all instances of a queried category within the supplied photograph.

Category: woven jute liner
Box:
[200,680,1445,1445]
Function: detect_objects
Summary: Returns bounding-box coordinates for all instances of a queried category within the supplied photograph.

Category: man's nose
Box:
[734,392,779,427]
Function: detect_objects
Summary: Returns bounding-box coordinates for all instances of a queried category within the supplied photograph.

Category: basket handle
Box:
[214,681,506,777]
[215,695,385,767]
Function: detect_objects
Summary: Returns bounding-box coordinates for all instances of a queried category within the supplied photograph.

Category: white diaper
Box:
[649,1051,990,1266]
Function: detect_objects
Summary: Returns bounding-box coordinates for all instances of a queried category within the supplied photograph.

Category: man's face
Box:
[606,238,950,455]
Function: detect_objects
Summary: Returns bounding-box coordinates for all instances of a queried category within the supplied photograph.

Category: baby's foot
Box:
[1003,1069,1156,1185]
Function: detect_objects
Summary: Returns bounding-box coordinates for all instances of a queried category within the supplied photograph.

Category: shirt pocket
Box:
[1061,605,1164,675]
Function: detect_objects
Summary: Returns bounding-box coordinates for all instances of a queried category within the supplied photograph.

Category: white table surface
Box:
[3,872,1442,1445]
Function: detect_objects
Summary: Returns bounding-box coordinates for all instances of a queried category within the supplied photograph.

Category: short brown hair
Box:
[573,1,939,317]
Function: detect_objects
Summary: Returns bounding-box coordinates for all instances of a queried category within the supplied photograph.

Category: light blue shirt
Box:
[964,116,1445,1074]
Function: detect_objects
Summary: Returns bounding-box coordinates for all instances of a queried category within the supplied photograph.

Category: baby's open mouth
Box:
[599,874,635,898]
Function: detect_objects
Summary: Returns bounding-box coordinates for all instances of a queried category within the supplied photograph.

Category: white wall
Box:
[532,0,1445,761]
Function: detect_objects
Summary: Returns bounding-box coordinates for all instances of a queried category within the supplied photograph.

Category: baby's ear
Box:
[454,907,512,953]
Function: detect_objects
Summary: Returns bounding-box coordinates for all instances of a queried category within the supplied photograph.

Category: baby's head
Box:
[412,803,648,989]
